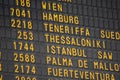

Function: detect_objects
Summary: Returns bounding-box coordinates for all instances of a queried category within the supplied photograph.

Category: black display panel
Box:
[0,0,120,80]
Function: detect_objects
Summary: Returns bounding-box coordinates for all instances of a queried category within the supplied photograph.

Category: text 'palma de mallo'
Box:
[46,53,120,72]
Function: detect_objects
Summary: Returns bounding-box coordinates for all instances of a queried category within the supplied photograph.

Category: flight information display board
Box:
[0,0,120,80]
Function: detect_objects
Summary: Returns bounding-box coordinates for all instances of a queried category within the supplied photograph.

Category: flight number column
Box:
[10,0,37,80]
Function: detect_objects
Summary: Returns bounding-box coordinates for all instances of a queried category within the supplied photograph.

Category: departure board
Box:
[0,0,120,80]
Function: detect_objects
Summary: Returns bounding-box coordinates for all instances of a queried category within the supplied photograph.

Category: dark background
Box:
[0,0,120,80]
